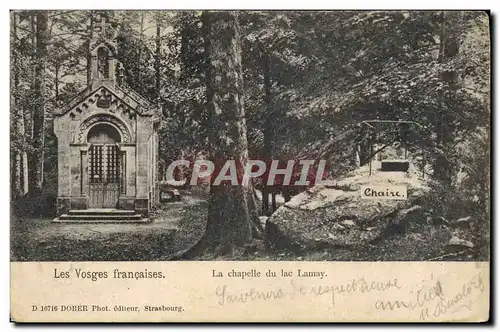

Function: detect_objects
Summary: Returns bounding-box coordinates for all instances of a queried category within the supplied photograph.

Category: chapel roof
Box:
[54,82,158,117]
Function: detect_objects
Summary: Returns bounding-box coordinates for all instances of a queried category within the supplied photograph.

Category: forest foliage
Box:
[10,10,490,232]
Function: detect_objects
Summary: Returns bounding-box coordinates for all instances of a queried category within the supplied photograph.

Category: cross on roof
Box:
[98,13,110,36]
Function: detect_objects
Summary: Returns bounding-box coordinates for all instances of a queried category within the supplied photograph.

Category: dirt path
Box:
[11,197,207,261]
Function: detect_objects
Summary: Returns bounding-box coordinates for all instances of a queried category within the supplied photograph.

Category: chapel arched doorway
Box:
[87,123,122,208]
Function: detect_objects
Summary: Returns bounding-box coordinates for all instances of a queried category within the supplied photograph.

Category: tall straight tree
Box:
[29,10,48,195]
[10,11,29,200]
[434,11,461,184]
[180,11,261,258]
[154,11,162,101]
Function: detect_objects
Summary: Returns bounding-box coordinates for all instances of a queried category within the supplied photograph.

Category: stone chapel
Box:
[53,13,160,221]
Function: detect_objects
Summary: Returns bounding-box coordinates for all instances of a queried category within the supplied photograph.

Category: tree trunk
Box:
[262,51,274,215]
[54,60,60,102]
[179,11,261,258]
[29,10,48,196]
[434,11,457,184]
[11,11,20,200]
[24,13,36,145]
[11,12,29,201]
[86,11,94,86]
[154,13,161,101]
[137,12,144,84]
[271,192,277,212]
[179,13,189,80]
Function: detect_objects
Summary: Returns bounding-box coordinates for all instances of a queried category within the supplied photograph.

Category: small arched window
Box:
[87,123,121,144]
[97,47,109,78]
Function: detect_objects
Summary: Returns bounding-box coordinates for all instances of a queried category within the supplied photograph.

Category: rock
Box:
[340,219,356,227]
[300,200,331,210]
[456,216,472,223]
[394,205,425,228]
[331,223,346,230]
[259,216,268,225]
[265,161,430,251]
[284,191,311,208]
[428,216,451,227]
[452,216,473,228]
[447,236,474,249]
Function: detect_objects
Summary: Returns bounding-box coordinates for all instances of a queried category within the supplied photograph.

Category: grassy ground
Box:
[196,224,484,262]
[11,195,487,261]
[10,197,207,261]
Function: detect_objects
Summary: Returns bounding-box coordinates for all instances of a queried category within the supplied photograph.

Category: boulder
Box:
[447,236,474,249]
[265,161,430,252]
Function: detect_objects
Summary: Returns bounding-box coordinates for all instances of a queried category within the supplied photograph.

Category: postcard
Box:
[10,10,490,323]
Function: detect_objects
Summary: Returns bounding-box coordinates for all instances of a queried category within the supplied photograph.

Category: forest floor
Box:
[11,194,486,261]
[10,196,206,261]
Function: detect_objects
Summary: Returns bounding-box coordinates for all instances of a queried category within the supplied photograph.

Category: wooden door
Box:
[89,144,121,208]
